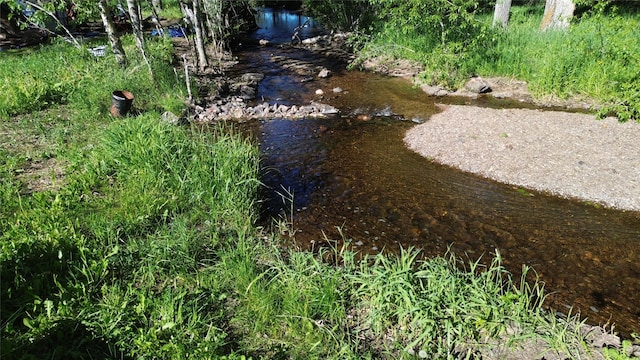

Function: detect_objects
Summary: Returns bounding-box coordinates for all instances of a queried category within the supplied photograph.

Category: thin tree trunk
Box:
[98,0,127,67]
[152,0,163,13]
[23,0,80,47]
[182,0,208,71]
[126,0,152,74]
[540,0,575,31]
[203,0,225,59]
[493,0,512,28]
[145,0,166,36]
[126,0,145,51]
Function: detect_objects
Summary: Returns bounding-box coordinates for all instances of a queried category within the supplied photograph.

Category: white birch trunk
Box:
[182,0,208,71]
[126,0,152,74]
[151,0,163,12]
[540,0,575,31]
[493,0,512,28]
[98,0,127,67]
[126,0,145,51]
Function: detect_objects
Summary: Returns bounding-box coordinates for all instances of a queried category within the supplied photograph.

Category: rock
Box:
[302,37,318,45]
[230,107,245,119]
[420,84,450,96]
[240,73,264,85]
[312,101,339,115]
[581,324,622,349]
[465,76,492,94]
[332,87,343,93]
[258,39,270,46]
[194,96,340,121]
[318,68,332,78]
[375,106,393,117]
[161,111,181,125]
[626,344,640,357]
[239,85,256,100]
[315,89,324,96]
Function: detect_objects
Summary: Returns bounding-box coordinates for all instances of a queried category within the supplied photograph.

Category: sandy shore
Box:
[404,105,640,212]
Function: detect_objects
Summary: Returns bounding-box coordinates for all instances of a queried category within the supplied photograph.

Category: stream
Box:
[231,7,640,336]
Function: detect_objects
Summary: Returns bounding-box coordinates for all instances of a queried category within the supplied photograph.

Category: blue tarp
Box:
[151,27,186,38]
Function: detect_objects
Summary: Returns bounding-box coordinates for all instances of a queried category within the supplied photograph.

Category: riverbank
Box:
[355,49,640,212]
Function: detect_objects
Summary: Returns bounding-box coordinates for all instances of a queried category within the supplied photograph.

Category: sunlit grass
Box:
[359,5,640,121]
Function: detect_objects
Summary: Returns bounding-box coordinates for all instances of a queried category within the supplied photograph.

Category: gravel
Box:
[404,104,640,211]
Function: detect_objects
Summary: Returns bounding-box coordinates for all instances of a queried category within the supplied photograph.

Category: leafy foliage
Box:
[358,0,493,86]
[302,0,378,32]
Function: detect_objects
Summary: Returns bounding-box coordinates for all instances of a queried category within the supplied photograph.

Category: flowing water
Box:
[233,8,640,336]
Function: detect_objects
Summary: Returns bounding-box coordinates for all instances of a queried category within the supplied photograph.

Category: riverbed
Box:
[225,8,640,336]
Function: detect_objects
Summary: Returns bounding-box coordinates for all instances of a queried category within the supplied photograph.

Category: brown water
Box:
[236,9,640,336]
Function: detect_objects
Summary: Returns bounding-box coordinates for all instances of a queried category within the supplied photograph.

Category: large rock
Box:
[465,77,492,94]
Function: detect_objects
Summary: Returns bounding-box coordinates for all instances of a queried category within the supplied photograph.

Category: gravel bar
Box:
[404,105,640,211]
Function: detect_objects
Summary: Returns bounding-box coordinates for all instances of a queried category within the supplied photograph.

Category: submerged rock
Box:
[318,68,332,78]
[420,84,451,97]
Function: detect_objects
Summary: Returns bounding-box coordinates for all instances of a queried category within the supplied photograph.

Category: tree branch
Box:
[23,0,80,48]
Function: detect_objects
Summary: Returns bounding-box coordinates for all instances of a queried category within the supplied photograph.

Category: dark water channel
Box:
[233,8,640,336]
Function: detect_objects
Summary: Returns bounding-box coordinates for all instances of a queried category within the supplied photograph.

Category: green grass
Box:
[0,36,185,119]
[475,6,640,121]
[358,4,640,121]
[1,27,637,360]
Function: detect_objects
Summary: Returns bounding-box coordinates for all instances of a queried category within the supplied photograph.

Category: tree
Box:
[202,0,225,57]
[180,0,208,71]
[151,0,163,12]
[302,0,377,32]
[126,0,151,73]
[0,2,20,37]
[540,0,575,31]
[97,0,127,67]
[492,0,512,28]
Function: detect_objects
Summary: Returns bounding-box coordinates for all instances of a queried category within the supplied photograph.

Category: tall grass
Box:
[1,115,261,358]
[0,35,185,118]
[359,4,640,121]
[475,5,640,120]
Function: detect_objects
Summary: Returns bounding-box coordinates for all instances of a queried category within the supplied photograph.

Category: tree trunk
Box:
[182,0,208,71]
[97,0,127,67]
[540,0,575,31]
[126,0,152,74]
[145,0,166,36]
[202,0,225,58]
[151,0,163,12]
[493,0,512,28]
[126,0,145,52]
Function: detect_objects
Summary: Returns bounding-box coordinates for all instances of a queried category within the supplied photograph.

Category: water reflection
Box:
[253,7,323,43]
